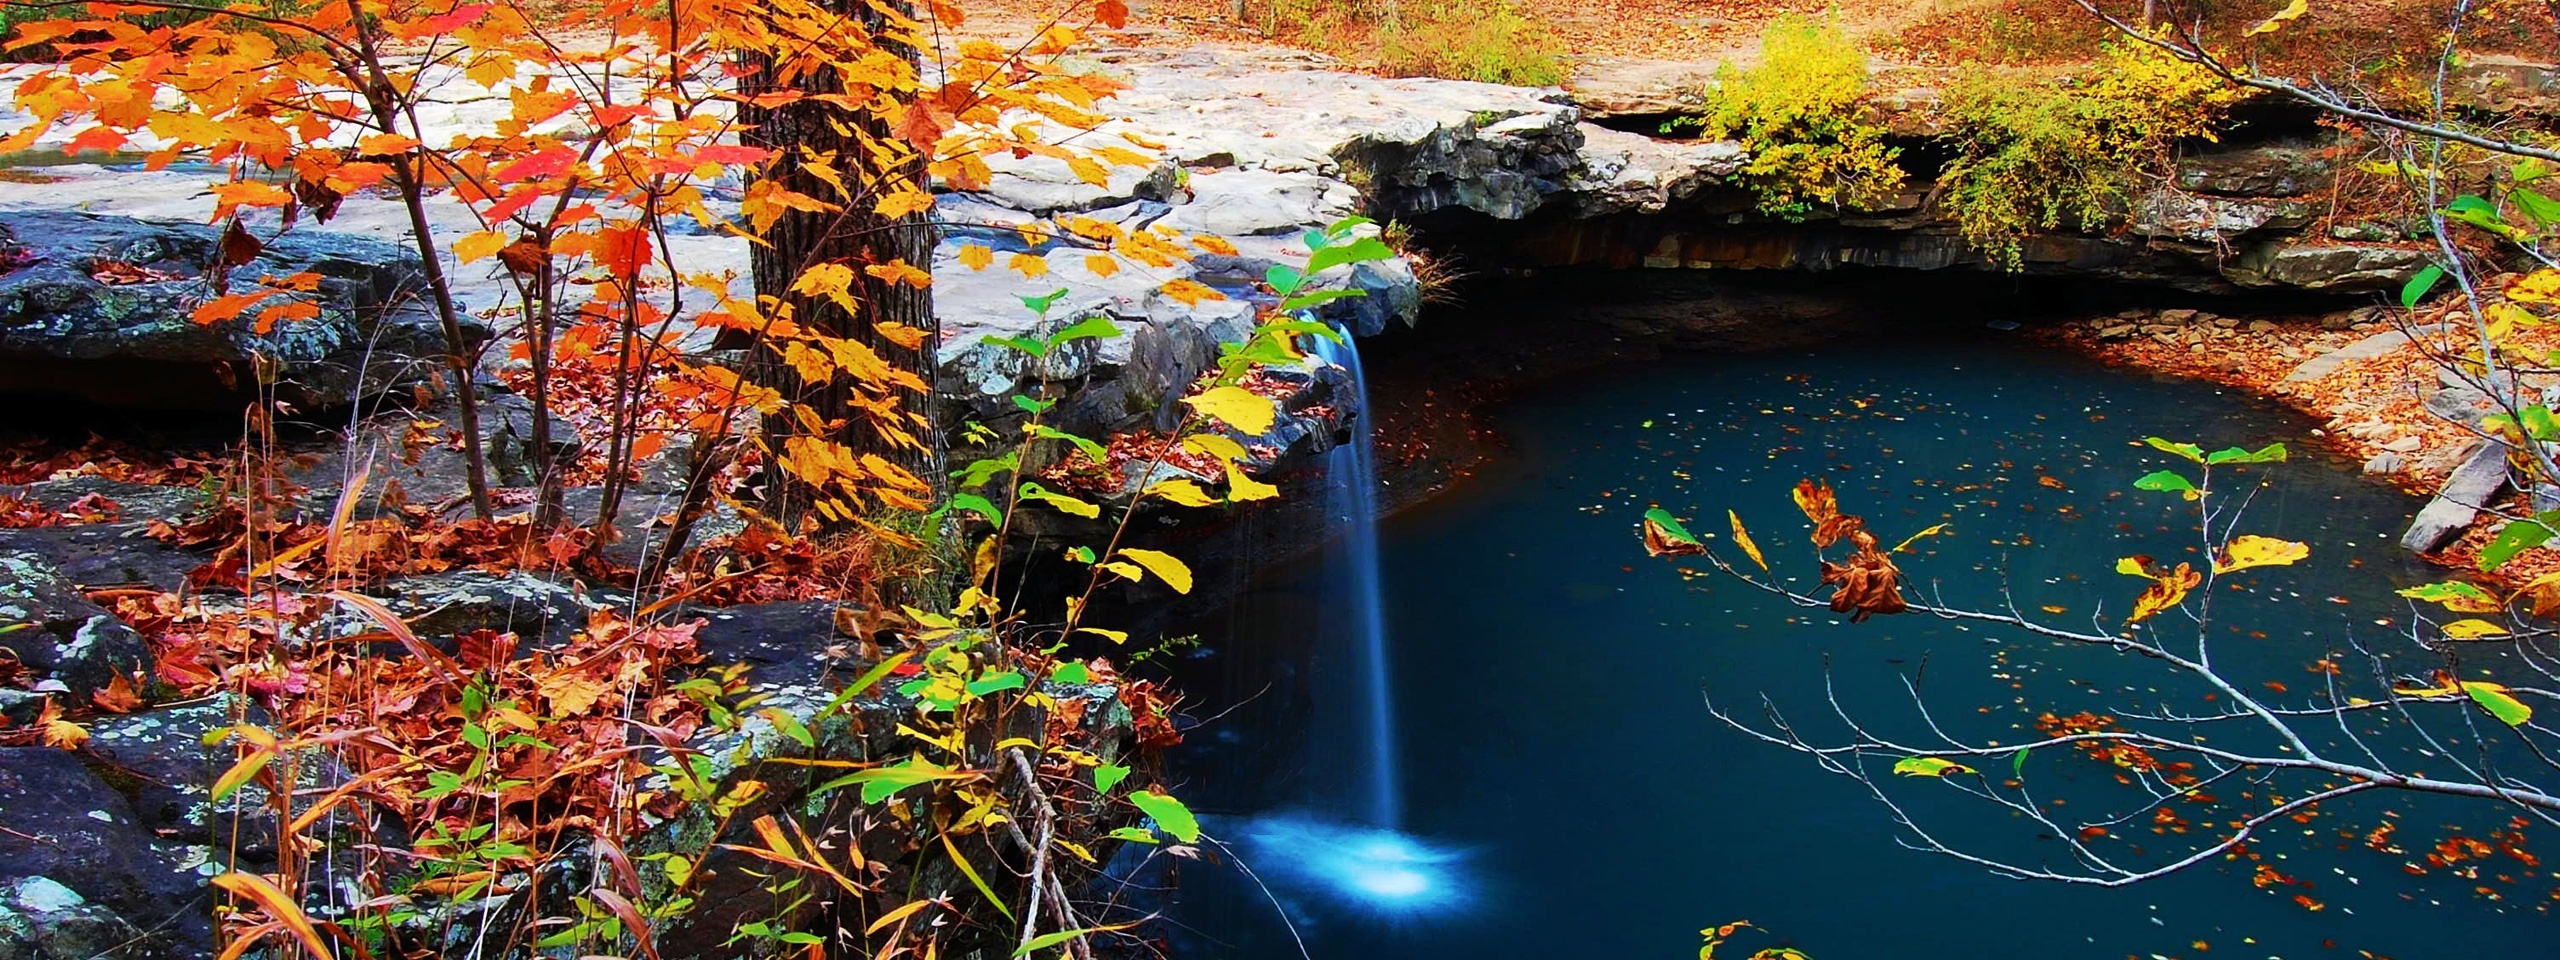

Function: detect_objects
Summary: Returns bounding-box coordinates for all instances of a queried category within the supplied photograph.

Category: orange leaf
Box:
[210,873,334,960]
[209,181,292,209]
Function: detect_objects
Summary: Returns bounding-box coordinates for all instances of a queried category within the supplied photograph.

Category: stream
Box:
[1151,334,2553,959]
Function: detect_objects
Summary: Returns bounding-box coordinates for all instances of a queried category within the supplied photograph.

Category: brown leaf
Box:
[217,218,262,268]
[91,672,143,713]
[495,237,547,276]
[1819,550,1907,622]
[293,177,343,224]
[1642,514,1706,557]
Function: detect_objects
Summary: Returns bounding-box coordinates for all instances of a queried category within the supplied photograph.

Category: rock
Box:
[1153,169,1357,237]
[476,391,583,488]
[0,523,200,594]
[2130,191,2312,243]
[0,877,145,960]
[2382,435,2425,453]
[2096,323,2136,340]
[0,211,488,411]
[1562,57,1714,117]
[2426,386,2494,427]
[0,746,200,948]
[2247,319,2279,334]
[364,569,608,647]
[1565,127,1746,216]
[2226,242,2430,291]
[2364,452,2406,475]
[970,132,1179,215]
[2404,440,2512,552]
[2174,141,2337,197]
[2284,324,2443,383]
[0,550,151,713]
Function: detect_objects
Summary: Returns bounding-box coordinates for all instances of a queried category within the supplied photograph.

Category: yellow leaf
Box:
[42,717,88,750]
[2214,535,2308,574]
[1159,278,1224,307]
[957,244,994,271]
[874,188,935,219]
[538,674,614,715]
[2129,562,2201,622]
[453,230,509,264]
[1191,234,1239,256]
[1890,523,1950,554]
[1182,434,1248,463]
[1144,478,1220,507]
[1098,560,1144,582]
[209,180,292,209]
[1224,460,1278,501]
[356,133,418,155]
[1009,252,1050,279]
[1085,255,1120,278]
[1184,385,1276,434]
[1116,548,1193,594]
[2244,0,2309,36]
[1729,510,1767,571]
[211,872,334,960]
[2442,618,2511,639]
[1892,756,1974,778]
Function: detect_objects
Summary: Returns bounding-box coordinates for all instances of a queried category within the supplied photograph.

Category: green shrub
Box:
[1263,0,1568,87]
[1672,16,1904,218]
[1937,38,2239,267]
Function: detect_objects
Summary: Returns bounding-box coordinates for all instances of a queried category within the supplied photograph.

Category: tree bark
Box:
[734,3,938,525]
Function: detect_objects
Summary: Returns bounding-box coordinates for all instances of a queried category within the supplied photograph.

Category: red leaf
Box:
[406,2,491,35]
[692,144,771,166]
[491,146,575,184]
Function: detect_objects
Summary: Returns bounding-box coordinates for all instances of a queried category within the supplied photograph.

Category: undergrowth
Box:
[1255,0,1569,86]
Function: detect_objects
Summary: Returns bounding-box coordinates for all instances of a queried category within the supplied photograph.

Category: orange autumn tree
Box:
[1,0,1146,543]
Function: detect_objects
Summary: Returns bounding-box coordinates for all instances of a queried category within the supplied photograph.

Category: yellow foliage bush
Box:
[1676,16,1905,218]
[1938,37,2240,267]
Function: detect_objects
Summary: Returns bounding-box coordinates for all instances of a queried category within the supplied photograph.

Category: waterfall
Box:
[1309,326,1400,828]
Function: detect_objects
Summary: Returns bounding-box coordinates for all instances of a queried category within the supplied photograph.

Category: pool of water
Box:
[1153,335,2551,959]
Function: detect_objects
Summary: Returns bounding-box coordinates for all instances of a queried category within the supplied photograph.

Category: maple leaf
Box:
[1085,255,1120,278]
[1008,252,1050,279]
[863,260,931,289]
[892,99,955,153]
[1158,278,1222,306]
[956,244,994,271]
[91,673,143,713]
[1096,0,1129,28]
[37,699,86,750]
[492,145,575,184]
[496,237,547,276]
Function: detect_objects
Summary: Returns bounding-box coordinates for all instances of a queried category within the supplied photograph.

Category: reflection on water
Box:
[1155,337,2551,960]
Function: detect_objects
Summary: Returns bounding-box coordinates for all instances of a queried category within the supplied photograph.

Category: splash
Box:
[1234,814,1469,916]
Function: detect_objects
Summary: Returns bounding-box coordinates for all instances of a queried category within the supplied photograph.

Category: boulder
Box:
[2174,141,2337,197]
[2130,191,2312,243]
[2404,440,2511,552]
[0,211,487,411]
[0,550,150,716]
[0,747,200,947]
[2225,242,2429,291]
[363,570,609,647]
[0,876,146,960]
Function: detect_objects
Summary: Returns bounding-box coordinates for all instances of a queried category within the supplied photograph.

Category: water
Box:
[1308,328,1401,829]
[1160,336,2553,959]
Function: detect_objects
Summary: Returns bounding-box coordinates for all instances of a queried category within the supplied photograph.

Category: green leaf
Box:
[2444,195,2520,238]
[1093,764,1130,794]
[2479,510,2560,571]
[756,708,816,749]
[1019,287,1071,316]
[1012,394,1057,414]
[947,493,1002,526]
[2513,187,2560,227]
[2463,682,2534,726]
[1030,425,1107,464]
[2525,405,2560,442]
[2132,470,2197,496]
[1891,756,1976,778]
[1277,289,1368,314]
[1044,315,1123,348]
[1304,236,1396,276]
[1264,264,1305,296]
[1012,922,1140,958]
[1064,545,1096,564]
[815,757,976,805]
[1129,790,1200,842]
[1051,662,1092,685]
[817,651,912,717]
[2402,263,2446,309]
[952,452,1019,489]
[965,671,1027,697]
[1104,825,1157,844]
[983,334,1047,357]
[2009,747,2029,779]
[941,831,1014,922]
[1324,214,1377,236]
[1643,507,1702,545]
[2142,437,2206,462]
[2203,442,2288,465]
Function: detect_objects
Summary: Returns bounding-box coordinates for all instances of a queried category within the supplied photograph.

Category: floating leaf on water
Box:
[2214,535,2308,573]
[1643,508,1708,557]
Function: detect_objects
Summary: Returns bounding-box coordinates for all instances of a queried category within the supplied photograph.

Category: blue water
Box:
[1162,337,2553,959]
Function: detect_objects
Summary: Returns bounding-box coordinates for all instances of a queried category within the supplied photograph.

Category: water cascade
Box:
[1309,325,1401,828]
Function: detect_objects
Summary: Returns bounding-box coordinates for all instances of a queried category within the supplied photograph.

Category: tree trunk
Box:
[734,3,939,525]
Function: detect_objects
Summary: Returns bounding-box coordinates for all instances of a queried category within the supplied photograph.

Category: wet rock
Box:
[0,523,200,593]
[0,550,150,713]
[0,876,147,960]
[2404,439,2512,552]
[477,391,584,488]
[0,747,200,949]
[0,211,488,411]
[364,569,606,646]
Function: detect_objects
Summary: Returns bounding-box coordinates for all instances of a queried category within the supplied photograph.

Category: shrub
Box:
[1262,0,1568,87]
[1937,37,2240,267]
[1672,15,1905,219]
